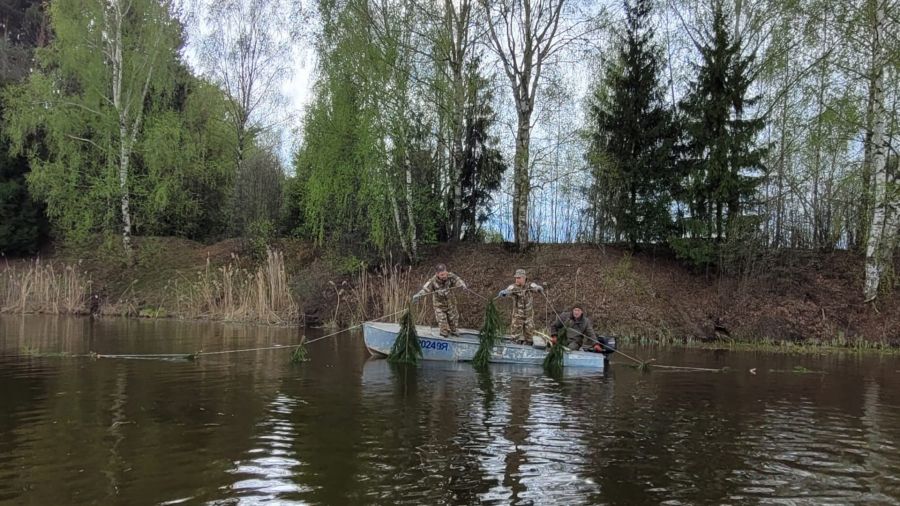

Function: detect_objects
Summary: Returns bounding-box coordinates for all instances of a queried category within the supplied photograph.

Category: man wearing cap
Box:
[549,304,607,352]
[497,269,544,345]
[413,263,467,337]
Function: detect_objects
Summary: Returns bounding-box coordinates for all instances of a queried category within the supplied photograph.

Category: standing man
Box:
[549,304,607,351]
[413,264,467,337]
[498,269,544,345]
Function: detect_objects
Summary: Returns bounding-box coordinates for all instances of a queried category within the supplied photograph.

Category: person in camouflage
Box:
[497,268,544,345]
[413,264,467,337]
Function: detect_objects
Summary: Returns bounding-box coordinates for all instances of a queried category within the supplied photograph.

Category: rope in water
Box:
[53,286,467,361]
[32,283,720,372]
[86,307,413,361]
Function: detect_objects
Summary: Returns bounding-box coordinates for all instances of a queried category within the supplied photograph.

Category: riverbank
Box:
[2,237,898,347]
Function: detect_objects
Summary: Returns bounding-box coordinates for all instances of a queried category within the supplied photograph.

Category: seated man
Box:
[549,304,608,352]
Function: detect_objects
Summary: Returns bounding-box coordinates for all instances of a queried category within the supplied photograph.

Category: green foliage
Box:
[279,174,306,236]
[443,57,508,241]
[473,299,504,369]
[1,91,48,256]
[292,0,398,252]
[388,306,423,365]
[290,339,309,363]
[677,2,767,242]
[293,0,496,256]
[586,0,677,247]
[245,218,275,262]
[543,327,568,372]
[670,215,768,272]
[2,0,236,247]
[669,236,718,270]
[325,252,365,276]
[136,75,237,239]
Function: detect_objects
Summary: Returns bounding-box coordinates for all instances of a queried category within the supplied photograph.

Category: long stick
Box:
[540,291,649,368]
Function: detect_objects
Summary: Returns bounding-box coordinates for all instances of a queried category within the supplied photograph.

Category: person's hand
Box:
[593,344,603,353]
[412,292,423,302]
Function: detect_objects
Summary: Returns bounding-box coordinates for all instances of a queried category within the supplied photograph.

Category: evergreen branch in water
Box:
[473,299,504,369]
[543,327,567,372]
[290,337,309,364]
[388,306,422,365]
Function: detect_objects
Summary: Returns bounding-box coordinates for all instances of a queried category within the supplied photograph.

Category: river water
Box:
[1,315,899,505]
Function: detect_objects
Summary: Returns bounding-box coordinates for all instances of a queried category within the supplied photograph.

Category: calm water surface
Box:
[1,315,899,505]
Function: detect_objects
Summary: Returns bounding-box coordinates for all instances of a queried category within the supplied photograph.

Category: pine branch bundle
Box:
[388,305,422,365]
[543,327,567,372]
[473,299,504,369]
[290,338,309,363]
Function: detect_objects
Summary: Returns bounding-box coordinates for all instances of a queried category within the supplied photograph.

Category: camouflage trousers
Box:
[509,312,536,344]
[435,305,460,336]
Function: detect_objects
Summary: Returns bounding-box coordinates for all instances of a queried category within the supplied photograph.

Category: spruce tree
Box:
[587,0,677,248]
[458,59,507,241]
[677,1,766,242]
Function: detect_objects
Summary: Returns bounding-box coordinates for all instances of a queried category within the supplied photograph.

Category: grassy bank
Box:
[2,238,898,348]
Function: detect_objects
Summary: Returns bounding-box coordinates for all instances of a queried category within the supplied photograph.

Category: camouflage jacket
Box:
[549,311,597,341]
[418,273,466,308]
[500,282,542,316]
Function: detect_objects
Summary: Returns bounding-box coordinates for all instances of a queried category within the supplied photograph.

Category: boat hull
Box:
[363,322,606,369]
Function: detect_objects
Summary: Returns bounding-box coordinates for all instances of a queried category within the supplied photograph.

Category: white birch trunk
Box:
[106,0,163,262]
[863,0,887,302]
[110,0,134,260]
[387,180,411,260]
[405,163,418,261]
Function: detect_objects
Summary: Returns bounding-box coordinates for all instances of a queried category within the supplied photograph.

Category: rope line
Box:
[31,284,720,373]
[192,307,412,358]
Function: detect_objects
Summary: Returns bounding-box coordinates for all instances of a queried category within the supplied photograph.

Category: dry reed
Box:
[174,248,298,324]
[333,264,427,327]
[0,259,90,314]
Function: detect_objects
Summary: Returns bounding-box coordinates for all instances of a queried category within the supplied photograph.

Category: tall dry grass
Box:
[174,248,298,324]
[333,264,427,326]
[1,259,91,314]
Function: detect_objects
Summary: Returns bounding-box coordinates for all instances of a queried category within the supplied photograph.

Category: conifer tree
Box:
[677,1,766,242]
[586,0,677,247]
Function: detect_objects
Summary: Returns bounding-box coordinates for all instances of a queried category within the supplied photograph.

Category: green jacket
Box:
[549,311,597,344]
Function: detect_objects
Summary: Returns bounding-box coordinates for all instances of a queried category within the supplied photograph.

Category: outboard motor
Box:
[601,336,617,357]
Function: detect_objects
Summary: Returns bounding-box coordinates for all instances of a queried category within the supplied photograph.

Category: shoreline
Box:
[3,311,898,357]
[2,238,898,347]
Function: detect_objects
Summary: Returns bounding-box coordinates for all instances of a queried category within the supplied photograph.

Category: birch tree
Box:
[4,0,181,260]
[106,0,177,259]
[434,0,478,241]
[197,0,298,233]
[862,0,898,301]
[479,0,597,251]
